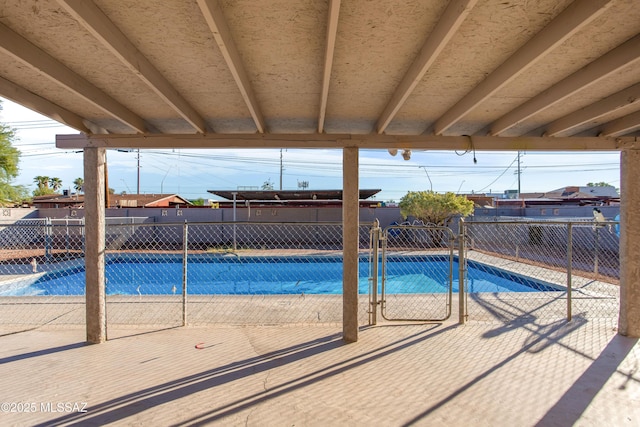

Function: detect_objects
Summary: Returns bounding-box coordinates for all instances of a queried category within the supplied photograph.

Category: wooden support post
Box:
[342,147,359,342]
[84,147,107,343]
[619,149,640,337]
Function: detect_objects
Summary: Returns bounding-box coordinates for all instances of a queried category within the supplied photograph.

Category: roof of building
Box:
[32,193,192,208]
[111,194,192,207]
[547,186,619,198]
[207,189,381,201]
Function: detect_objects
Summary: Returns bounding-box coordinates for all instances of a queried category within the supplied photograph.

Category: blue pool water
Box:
[4,255,558,296]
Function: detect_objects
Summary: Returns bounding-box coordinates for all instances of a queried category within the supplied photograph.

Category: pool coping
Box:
[1,249,619,301]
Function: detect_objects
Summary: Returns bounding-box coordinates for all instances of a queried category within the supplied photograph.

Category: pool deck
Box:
[0,319,638,426]
[0,250,633,425]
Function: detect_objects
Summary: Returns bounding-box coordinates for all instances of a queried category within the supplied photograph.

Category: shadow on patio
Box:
[0,317,637,426]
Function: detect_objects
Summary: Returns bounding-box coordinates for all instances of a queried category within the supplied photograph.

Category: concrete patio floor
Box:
[0,319,638,426]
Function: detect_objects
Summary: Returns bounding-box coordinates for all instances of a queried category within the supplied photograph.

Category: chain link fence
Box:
[0,219,86,332]
[462,219,620,324]
[0,218,621,332]
[1,221,375,331]
[378,225,455,322]
[182,223,373,326]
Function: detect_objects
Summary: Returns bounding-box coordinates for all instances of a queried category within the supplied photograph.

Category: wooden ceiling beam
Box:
[599,110,640,137]
[0,76,102,134]
[197,0,266,133]
[56,132,630,152]
[542,82,640,136]
[0,22,148,133]
[376,0,477,134]
[58,0,208,134]
[490,33,640,136]
[318,0,341,134]
[434,0,612,135]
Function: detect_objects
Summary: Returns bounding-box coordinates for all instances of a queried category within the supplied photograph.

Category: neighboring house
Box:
[494,186,619,208]
[462,194,494,208]
[111,194,192,208]
[544,185,619,199]
[31,194,82,209]
[31,193,192,209]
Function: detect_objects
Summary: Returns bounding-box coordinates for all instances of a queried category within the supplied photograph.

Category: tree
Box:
[586,181,619,194]
[0,125,19,181]
[33,175,57,197]
[587,182,614,187]
[191,198,205,206]
[73,177,84,194]
[49,177,62,191]
[399,191,474,226]
[0,104,27,205]
[34,175,50,190]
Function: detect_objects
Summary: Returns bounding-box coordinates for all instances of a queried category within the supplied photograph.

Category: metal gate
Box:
[378,224,455,321]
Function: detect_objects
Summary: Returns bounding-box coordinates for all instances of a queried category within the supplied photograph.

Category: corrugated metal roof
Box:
[207,189,381,201]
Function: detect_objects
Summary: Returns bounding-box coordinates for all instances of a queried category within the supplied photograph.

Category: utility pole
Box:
[115,148,140,194]
[279,149,283,190]
[104,152,110,208]
[136,149,140,194]
[517,151,521,197]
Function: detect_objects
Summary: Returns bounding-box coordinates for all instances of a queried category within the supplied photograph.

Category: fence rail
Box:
[379,225,455,322]
[460,220,620,324]
[0,219,620,332]
[0,221,374,331]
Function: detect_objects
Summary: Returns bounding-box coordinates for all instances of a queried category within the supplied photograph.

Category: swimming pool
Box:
[2,255,559,296]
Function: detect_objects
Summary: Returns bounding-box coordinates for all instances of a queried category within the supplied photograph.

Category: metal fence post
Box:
[458,218,466,324]
[44,217,52,262]
[594,225,600,278]
[81,217,85,254]
[567,222,573,321]
[65,218,70,257]
[232,192,237,251]
[182,220,188,326]
[370,220,380,325]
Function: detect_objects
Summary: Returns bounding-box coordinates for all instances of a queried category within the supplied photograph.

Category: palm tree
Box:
[49,177,63,192]
[73,177,84,194]
[34,175,50,190]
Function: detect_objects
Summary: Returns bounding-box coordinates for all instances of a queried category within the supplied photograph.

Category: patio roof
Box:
[0,0,637,151]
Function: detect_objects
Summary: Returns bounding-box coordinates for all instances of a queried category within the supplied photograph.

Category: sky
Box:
[0,97,621,202]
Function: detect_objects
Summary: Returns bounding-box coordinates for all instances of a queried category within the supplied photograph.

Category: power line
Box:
[141,149,618,171]
[5,119,67,130]
[475,154,519,192]
[15,148,620,178]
